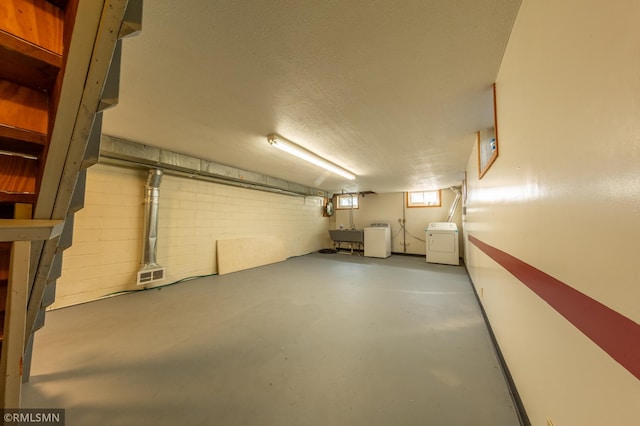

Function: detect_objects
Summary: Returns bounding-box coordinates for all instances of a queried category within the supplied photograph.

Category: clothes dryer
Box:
[426,222,459,265]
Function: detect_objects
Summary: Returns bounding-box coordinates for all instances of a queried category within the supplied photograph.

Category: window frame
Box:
[336,194,359,210]
[478,83,499,179]
[406,190,442,208]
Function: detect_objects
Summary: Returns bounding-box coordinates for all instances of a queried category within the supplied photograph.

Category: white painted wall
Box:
[53,163,330,308]
[464,0,640,424]
[333,190,462,255]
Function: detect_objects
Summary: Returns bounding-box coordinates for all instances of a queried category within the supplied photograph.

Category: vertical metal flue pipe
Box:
[141,168,163,267]
[446,187,461,223]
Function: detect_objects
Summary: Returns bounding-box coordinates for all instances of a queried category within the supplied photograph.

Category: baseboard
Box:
[464,264,531,426]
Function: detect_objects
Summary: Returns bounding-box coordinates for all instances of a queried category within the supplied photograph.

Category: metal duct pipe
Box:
[137,168,165,285]
[446,187,461,223]
[98,156,310,197]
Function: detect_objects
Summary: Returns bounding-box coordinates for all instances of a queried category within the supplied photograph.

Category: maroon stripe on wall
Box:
[469,234,640,381]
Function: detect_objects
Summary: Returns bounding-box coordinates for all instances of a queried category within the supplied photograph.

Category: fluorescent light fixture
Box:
[267,134,356,180]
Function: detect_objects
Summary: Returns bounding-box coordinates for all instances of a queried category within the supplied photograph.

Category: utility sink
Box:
[329,229,364,243]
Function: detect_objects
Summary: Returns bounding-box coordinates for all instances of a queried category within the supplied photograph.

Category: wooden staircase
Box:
[0,0,75,373]
[0,0,142,405]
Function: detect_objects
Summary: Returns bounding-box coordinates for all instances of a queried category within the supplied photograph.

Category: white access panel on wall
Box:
[426,222,459,265]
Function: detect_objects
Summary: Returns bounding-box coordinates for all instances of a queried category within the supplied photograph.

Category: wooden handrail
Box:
[0,219,64,242]
[0,219,64,408]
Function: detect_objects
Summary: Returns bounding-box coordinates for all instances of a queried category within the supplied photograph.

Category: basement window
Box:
[336,194,359,209]
[407,190,441,208]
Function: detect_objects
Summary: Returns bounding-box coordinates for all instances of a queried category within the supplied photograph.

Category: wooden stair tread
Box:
[0,192,37,204]
[0,278,4,342]
[0,34,61,91]
[0,80,49,136]
[0,124,47,147]
[0,0,64,55]
[0,155,38,195]
[0,29,62,67]
[45,0,69,9]
[0,281,7,311]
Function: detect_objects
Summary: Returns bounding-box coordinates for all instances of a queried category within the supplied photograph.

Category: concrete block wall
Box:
[52,163,329,308]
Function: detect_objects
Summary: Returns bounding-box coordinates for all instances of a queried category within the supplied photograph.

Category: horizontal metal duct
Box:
[99,134,327,198]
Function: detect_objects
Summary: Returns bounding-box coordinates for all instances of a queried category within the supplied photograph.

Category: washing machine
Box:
[364,223,391,258]
[426,222,459,265]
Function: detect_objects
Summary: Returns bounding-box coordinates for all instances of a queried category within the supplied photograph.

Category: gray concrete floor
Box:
[22,253,520,426]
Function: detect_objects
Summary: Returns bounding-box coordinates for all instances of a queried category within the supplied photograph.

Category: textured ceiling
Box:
[102,0,521,194]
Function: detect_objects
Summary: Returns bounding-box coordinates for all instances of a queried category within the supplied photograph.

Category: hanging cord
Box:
[348,193,357,229]
[103,273,217,298]
[402,192,407,253]
[391,226,403,239]
[399,221,426,243]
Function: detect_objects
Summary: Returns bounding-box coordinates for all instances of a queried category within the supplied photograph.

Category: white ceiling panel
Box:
[103,0,521,193]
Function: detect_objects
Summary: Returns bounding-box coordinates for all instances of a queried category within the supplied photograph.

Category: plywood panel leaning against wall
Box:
[217,237,286,275]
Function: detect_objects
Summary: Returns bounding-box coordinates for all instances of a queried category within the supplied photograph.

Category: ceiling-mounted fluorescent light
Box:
[267,134,356,180]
